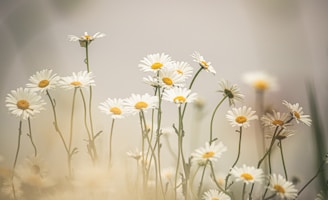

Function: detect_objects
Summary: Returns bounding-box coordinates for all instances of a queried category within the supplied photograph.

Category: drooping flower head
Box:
[68,32,105,47]
[59,71,95,90]
[265,128,295,141]
[242,71,278,91]
[6,87,46,120]
[98,98,128,119]
[123,93,158,115]
[138,53,172,73]
[191,141,227,166]
[191,51,216,75]
[26,69,60,93]
[230,164,264,184]
[162,87,197,105]
[217,79,244,106]
[268,174,298,200]
[202,189,231,200]
[261,110,290,128]
[226,106,258,128]
[282,100,312,126]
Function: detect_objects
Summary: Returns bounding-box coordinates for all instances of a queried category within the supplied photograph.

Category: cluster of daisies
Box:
[2,31,324,200]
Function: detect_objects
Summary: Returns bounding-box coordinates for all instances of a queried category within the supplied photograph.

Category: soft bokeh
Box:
[1,1,327,199]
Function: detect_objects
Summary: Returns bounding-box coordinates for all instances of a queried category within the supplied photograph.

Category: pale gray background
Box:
[1,0,327,199]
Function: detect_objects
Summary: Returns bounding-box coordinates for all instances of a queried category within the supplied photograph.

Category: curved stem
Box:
[197,163,208,198]
[209,96,227,144]
[27,117,37,156]
[278,140,288,180]
[209,161,231,197]
[108,118,115,168]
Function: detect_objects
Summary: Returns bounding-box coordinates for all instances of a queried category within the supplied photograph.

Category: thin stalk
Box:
[209,161,231,197]
[108,118,115,168]
[209,96,227,144]
[11,120,23,200]
[68,87,78,178]
[278,140,288,180]
[27,117,37,156]
[241,183,246,200]
[197,163,208,198]
[189,165,200,199]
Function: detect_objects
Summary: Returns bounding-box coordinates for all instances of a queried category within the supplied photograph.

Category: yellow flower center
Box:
[176,69,183,74]
[235,116,247,124]
[211,198,219,200]
[84,35,92,40]
[38,80,49,88]
[272,119,284,126]
[200,61,209,69]
[202,151,215,158]
[241,173,254,181]
[173,96,186,103]
[253,80,268,90]
[135,101,148,109]
[162,77,173,85]
[293,111,300,119]
[17,100,30,110]
[151,62,163,69]
[31,164,41,175]
[71,81,82,86]
[110,107,122,115]
[274,184,285,193]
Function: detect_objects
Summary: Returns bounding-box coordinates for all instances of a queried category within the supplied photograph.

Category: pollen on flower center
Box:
[274,184,285,193]
[200,61,209,69]
[202,151,215,158]
[173,96,186,103]
[162,77,173,85]
[151,62,163,69]
[17,100,30,110]
[176,69,183,74]
[38,80,49,88]
[135,101,148,109]
[235,116,247,124]
[84,35,92,40]
[293,111,300,119]
[71,81,82,86]
[241,173,254,181]
[272,119,284,126]
[254,80,268,90]
[110,107,122,115]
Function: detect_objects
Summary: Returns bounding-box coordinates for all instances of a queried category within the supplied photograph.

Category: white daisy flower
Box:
[226,106,258,128]
[158,67,186,88]
[265,128,295,141]
[217,79,244,106]
[68,32,105,47]
[160,126,176,137]
[282,100,312,126]
[5,87,46,120]
[261,110,290,128]
[191,141,227,165]
[59,71,95,90]
[98,98,127,119]
[26,69,60,93]
[126,148,143,160]
[268,174,298,200]
[138,53,172,73]
[162,87,198,105]
[170,61,193,80]
[16,155,54,188]
[143,75,161,87]
[242,71,278,91]
[123,93,158,115]
[230,164,264,184]
[161,167,176,185]
[191,51,216,75]
[202,189,231,200]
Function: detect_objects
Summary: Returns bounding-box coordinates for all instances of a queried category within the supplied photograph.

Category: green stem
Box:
[209,161,231,197]
[108,118,115,168]
[68,87,78,178]
[242,183,246,200]
[197,162,208,198]
[209,96,227,144]
[278,140,288,180]
[27,117,37,156]
[11,120,23,200]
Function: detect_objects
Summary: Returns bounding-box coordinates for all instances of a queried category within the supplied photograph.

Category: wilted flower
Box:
[6,87,46,120]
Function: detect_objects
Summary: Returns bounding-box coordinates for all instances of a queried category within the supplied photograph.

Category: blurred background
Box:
[0,0,327,199]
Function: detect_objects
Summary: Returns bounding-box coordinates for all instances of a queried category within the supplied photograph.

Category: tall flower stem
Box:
[11,120,23,200]
[108,118,115,168]
[27,117,38,156]
[46,90,69,154]
[197,163,208,198]
[278,140,288,180]
[241,183,246,200]
[209,161,231,197]
[209,96,227,144]
[225,127,243,190]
